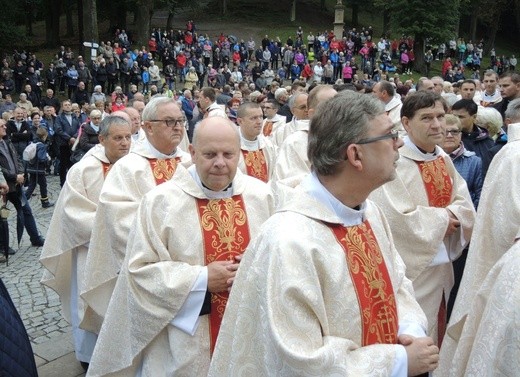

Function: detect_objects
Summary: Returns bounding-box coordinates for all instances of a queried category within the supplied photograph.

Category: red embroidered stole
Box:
[147,157,180,185]
[328,220,398,346]
[241,149,268,183]
[101,161,111,177]
[417,157,453,346]
[263,121,274,137]
[417,157,453,208]
[196,195,251,354]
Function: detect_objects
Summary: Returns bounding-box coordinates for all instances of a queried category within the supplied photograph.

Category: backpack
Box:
[22,142,37,162]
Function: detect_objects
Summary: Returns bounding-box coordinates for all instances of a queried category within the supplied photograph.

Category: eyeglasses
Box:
[445,129,461,136]
[148,118,186,128]
[357,129,399,144]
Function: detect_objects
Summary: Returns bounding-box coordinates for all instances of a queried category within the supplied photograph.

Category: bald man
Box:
[87,117,274,377]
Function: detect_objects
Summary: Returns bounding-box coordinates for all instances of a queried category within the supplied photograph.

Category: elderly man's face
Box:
[189,118,240,191]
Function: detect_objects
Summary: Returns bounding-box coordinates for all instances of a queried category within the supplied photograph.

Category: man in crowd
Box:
[199,87,227,118]
[271,92,309,146]
[6,107,32,159]
[458,79,477,100]
[438,98,520,376]
[370,91,475,347]
[494,71,520,118]
[0,118,45,253]
[54,100,80,186]
[81,96,191,332]
[87,117,273,376]
[476,70,502,107]
[210,91,439,377]
[272,86,336,206]
[372,80,404,134]
[40,115,132,369]
[451,99,495,176]
[236,102,277,182]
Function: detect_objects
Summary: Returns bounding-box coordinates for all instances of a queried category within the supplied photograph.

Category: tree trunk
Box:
[469,8,478,42]
[167,11,174,30]
[290,0,296,22]
[382,9,390,36]
[25,1,34,36]
[413,36,426,74]
[135,1,153,46]
[320,0,327,11]
[66,0,74,37]
[45,0,62,47]
[108,1,126,33]
[485,24,498,55]
[352,4,359,26]
[83,0,99,60]
[222,0,227,15]
[78,0,84,56]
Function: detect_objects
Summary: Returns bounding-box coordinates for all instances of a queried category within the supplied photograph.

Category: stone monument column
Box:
[334,0,345,38]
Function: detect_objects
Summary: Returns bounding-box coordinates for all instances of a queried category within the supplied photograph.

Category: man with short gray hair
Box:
[40,115,132,369]
[210,91,438,376]
[81,96,192,334]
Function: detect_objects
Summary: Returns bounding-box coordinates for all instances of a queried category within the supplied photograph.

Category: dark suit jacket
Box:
[0,137,23,192]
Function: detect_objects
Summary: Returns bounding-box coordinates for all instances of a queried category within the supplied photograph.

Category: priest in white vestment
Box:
[437,102,520,375]
[260,99,286,138]
[271,85,337,207]
[40,116,132,366]
[440,230,520,376]
[370,91,475,346]
[372,80,405,136]
[80,97,191,333]
[87,117,274,377]
[236,102,277,182]
[209,92,439,377]
[270,92,309,147]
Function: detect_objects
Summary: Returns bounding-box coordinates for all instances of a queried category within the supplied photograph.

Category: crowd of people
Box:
[0,20,519,377]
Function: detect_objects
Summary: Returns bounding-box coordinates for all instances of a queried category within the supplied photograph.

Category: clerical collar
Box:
[187,165,234,199]
[239,130,259,151]
[300,172,366,227]
[403,136,439,161]
[144,138,178,159]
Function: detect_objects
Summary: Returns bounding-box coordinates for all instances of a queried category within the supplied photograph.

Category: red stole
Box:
[417,156,453,346]
[101,161,111,177]
[147,157,180,185]
[327,220,398,346]
[263,121,274,137]
[417,157,453,208]
[241,149,268,183]
[195,195,251,354]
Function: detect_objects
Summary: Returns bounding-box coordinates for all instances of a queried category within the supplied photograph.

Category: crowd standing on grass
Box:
[0,18,518,377]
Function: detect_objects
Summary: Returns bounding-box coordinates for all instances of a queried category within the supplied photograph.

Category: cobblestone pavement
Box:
[0,175,85,377]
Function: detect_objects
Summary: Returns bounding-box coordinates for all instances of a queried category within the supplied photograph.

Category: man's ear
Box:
[401,116,411,134]
[345,144,363,171]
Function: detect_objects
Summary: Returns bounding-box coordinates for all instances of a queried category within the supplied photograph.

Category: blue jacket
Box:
[452,147,483,209]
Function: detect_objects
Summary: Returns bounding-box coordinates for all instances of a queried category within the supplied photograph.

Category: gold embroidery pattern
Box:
[147,158,179,185]
[241,149,268,183]
[200,198,248,257]
[196,196,251,354]
[417,157,453,208]
[329,221,398,346]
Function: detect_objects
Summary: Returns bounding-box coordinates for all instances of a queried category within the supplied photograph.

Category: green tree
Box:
[387,0,460,73]
[0,0,27,54]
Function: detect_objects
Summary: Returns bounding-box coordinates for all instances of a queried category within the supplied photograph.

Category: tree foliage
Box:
[0,0,27,55]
